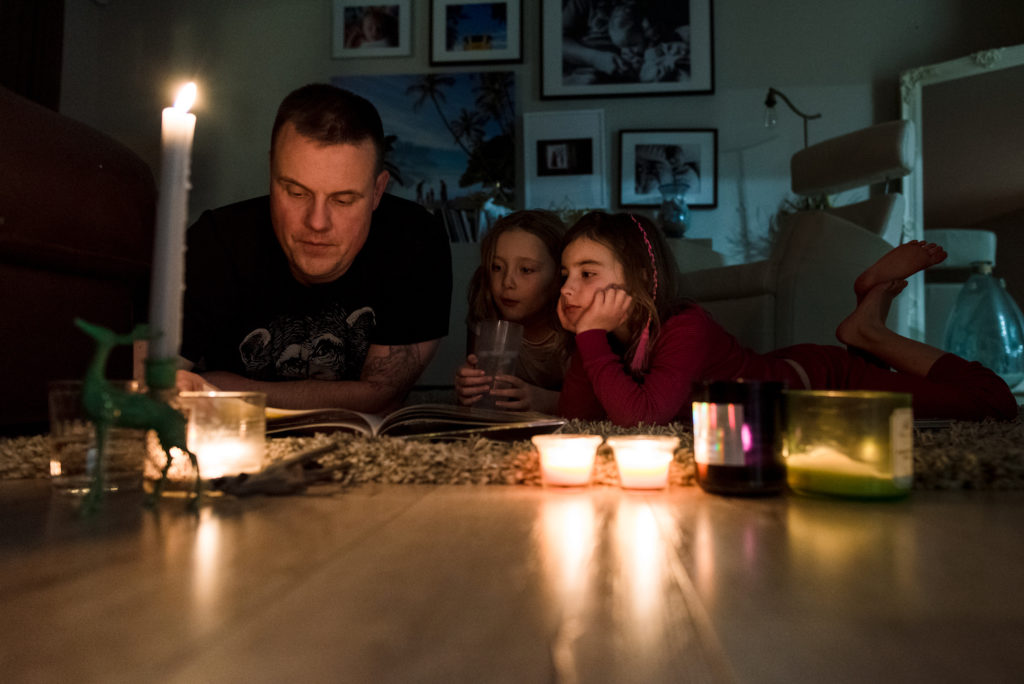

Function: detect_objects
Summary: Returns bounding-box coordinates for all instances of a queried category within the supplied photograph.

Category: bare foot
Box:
[837,279,907,350]
[853,240,947,302]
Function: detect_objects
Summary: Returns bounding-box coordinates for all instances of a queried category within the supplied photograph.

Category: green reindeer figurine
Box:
[74,319,202,513]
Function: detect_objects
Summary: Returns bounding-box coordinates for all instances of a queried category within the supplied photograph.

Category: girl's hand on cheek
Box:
[576,286,633,333]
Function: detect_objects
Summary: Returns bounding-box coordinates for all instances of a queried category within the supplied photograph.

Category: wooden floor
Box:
[2,480,1024,683]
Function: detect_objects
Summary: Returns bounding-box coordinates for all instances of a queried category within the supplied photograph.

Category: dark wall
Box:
[0,0,64,109]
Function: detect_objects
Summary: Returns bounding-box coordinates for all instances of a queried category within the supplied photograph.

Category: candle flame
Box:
[174,82,197,113]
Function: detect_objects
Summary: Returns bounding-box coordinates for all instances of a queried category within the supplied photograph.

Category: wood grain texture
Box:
[2,481,1023,682]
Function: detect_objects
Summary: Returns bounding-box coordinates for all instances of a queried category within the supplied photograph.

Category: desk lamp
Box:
[764,87,821,148]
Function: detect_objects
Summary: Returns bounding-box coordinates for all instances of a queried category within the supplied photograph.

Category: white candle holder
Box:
[532,434,603,487]
[607,435,679,490]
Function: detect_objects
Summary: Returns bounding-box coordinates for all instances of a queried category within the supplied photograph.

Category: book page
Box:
[265,406,382,436]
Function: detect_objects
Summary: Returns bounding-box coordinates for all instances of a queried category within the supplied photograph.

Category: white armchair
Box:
[677,120,914,353]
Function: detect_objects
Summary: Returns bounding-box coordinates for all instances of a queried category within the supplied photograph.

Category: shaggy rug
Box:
[3,409,1023,491]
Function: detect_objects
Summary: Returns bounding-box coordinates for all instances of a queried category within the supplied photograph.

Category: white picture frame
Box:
[332,1,412,58]
[523,110,607,211]
[430,0,522,65]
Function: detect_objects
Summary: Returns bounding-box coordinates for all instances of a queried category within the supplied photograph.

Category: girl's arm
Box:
[557,349,607,420]
[573,311,711,425]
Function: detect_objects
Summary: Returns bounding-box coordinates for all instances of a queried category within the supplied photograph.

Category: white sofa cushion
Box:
[791,120,914,196]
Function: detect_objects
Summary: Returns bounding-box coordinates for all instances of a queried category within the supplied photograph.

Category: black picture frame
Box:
[540,0,714,99]
[619,129,718,208]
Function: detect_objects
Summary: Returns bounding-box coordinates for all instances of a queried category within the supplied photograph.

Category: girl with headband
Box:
[556,211,1017,425]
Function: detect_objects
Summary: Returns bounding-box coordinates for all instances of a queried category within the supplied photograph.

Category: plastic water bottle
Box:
[943,262,1024,388]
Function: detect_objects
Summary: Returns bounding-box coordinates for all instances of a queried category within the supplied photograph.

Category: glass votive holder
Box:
[532,434,603,487]
[691,380,786,496]
[784,390,913,499]
[606,435,679,490]
[146,391,267,485]
[48,379,148,495]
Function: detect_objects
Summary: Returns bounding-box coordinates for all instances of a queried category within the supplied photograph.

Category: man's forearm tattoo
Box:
[363,345,423,391]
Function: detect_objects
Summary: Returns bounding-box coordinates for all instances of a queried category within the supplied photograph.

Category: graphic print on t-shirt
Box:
[237,303,375,381]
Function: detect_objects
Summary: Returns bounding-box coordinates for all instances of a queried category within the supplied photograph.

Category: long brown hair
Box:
[466,209,566,337]
[561,211,680,373]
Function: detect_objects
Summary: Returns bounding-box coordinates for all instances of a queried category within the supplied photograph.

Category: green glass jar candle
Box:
[784,390,913,499]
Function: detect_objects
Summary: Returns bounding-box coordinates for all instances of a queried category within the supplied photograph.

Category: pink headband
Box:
[629,215,657,372]
[630,214,659,299]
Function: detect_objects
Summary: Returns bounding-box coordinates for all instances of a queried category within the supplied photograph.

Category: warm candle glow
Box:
[187,436,263,479]
[532,434,602,486]
[607,436,678,489]
[174,82,197,112]
[185,391,265,479]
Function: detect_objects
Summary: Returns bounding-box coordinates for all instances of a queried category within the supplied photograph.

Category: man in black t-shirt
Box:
[177,84,452,413]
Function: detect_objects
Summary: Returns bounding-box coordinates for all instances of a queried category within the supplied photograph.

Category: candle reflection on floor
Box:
[538,492,597,604]
[613,501,666,624]
[192,508,222,625]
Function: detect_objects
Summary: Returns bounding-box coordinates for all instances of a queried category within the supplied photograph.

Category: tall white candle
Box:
[149,82,197,361]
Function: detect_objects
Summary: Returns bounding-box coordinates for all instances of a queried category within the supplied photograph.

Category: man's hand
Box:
[575,286,633,334]
[176,369,219,392]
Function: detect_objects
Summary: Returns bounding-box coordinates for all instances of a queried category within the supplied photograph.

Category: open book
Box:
[265,403,566,440]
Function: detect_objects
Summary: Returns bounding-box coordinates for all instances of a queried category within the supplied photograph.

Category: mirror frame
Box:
[898,43,1024,340]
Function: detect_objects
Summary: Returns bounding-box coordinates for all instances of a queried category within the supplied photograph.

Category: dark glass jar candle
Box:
[691,380,785,496]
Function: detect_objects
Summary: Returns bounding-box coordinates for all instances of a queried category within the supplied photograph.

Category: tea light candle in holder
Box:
[607,435,678,489]
[147,391,266,485]
[785,390,913,499]
[532,434,603,487]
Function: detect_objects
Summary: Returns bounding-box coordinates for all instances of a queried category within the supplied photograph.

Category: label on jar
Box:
[692,402,746,465]
[890,407,913,480]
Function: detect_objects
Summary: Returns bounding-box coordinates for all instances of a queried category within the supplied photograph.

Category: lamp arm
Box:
[765,87,822,121]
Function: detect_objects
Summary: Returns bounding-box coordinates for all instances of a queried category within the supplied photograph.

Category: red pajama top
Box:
[557,305,1018,425]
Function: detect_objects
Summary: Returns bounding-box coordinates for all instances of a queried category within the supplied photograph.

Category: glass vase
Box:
[657,182,690,238]
[943,262,1024,388]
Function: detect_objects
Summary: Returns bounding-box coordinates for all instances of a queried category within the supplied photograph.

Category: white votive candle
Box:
[188,437,264,479]
[532,435,603,487]
[607,435,679,489]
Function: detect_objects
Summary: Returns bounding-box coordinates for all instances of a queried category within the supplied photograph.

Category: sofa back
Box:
[0,87,156,433]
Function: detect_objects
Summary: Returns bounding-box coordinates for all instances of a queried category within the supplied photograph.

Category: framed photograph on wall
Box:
[540,0,714,98]
[332,1,412,58]
[524,110,607,210]
[619,129,717,208]
[431,0,522,65]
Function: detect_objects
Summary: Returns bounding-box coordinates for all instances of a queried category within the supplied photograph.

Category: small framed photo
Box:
[332,1,412,58]
[540,0,714,99]
[536,138,593,176]
[430,0,522,65]
[524,110,607,210]
[619,129,717,208]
